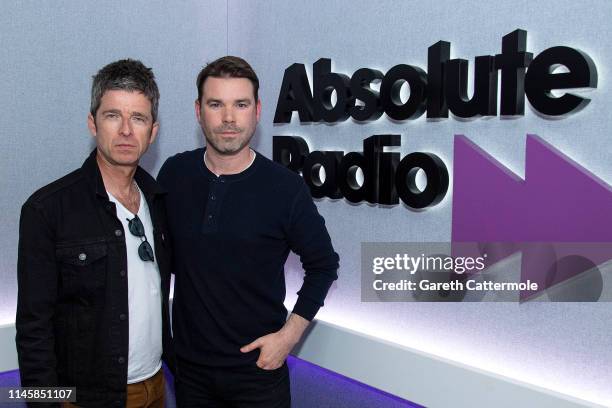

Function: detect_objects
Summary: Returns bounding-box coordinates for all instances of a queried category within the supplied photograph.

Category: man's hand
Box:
[240,313,310,370]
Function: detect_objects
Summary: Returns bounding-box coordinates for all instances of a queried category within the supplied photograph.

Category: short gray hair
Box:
[90,59,160,122]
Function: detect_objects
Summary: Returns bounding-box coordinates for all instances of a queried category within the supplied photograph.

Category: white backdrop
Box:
[1,1,611,406]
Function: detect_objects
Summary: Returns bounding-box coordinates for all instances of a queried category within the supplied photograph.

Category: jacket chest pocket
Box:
[56,240,108,297]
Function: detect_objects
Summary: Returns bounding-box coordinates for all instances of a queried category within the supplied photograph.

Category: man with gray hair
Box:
[16,59,174,408]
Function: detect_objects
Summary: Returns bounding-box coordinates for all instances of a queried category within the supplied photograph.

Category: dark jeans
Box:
[175,357,291,408]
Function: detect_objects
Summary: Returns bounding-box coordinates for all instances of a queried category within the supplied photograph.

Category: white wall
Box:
[227,1,612,405]
[2,1,611,406]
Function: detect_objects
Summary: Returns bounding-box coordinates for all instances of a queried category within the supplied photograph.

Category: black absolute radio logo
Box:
[272,29,598,209]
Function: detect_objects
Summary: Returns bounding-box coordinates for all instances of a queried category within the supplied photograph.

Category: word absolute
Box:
[274,29,597,123]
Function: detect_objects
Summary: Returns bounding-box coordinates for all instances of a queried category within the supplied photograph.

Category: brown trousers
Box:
[63,368,165,408]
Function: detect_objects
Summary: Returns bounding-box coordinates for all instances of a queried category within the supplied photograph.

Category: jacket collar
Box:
[81,149,166,200]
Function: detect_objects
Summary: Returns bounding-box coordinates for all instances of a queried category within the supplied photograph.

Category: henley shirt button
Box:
[120,270,126,277]
[210,195,216,200]
[118,356,125,364]
[78,253,87,261]
[119,313,127,321]
[208,214,213,220]
[115,229,123,237]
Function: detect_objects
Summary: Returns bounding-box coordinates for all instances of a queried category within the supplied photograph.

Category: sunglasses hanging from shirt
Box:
[127,214,155,262]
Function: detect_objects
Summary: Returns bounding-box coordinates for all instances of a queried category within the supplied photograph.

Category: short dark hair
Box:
[90,59,160,122]
[196,56,259,103]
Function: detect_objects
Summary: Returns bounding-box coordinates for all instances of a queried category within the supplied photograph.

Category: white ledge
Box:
[0,320,602,408]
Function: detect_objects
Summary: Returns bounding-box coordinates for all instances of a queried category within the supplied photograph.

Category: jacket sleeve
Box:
[287,182,339,321]
[161,289,176,376]
[158,195,177,376]
[16,200,59,391]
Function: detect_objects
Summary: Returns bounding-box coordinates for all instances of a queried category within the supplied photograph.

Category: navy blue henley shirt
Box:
[157,148,339,367]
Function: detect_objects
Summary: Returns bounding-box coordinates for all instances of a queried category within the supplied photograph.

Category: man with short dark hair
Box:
[16,59,174,408]
[158,55,339,407]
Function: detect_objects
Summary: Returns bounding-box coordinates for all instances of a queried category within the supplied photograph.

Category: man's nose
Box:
[222,107,235,123]
[119,117,132,136]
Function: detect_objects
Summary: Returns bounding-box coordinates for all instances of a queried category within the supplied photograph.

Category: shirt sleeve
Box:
[287,181,339,321]
[16,200,59,392]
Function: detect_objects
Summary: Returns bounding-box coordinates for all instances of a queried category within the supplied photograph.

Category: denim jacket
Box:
[16,149,175,408]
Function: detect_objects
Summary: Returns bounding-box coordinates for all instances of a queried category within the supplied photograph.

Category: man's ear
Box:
[149,122,159,145]
[195,98,202,122]
[87,113,97,137]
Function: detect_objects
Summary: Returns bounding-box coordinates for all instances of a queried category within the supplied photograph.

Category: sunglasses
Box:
[126,214,155,262]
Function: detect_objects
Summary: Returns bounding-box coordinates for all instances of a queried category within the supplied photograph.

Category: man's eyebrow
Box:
[131,111,149,118]
[205,98,222,104]
[101,109,121,115]
[235,99,251,104]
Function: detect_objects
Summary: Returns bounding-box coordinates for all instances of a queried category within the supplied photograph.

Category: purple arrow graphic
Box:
[452,134,612,300]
